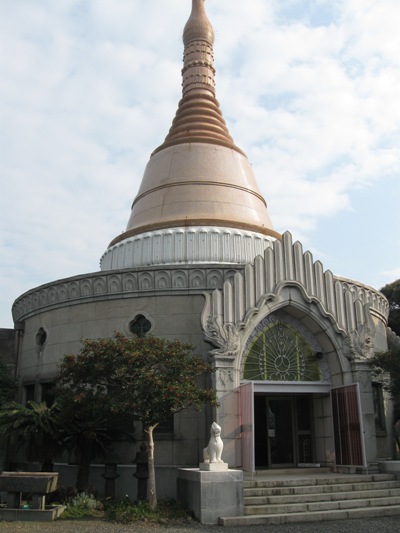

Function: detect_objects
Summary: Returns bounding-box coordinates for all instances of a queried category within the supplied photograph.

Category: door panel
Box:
[332,384,366,467]
[254,394,313,468]
[254,395,268,468]
[297,396,313,464]
[240,382,255,472]
[268,398,294,466]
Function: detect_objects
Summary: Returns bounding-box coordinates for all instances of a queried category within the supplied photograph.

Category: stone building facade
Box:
[8,0,398,499]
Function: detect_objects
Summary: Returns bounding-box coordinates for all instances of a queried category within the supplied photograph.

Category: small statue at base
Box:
[203,422,224,464]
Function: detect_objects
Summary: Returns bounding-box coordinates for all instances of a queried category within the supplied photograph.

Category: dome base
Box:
[100,226,276,270]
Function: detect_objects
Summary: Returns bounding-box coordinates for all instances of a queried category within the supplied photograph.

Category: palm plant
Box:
[0,361,17,406]
[62,412,119,492]
[0,401,63,471]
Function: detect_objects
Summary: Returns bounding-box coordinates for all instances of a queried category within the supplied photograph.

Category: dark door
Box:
[254,395,313,468]
[268,398,294,466]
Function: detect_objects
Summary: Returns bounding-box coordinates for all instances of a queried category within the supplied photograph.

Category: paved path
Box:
[1,516,400,532]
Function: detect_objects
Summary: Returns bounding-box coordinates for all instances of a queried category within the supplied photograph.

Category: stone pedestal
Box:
[199,462,228,472]
[177,468,243,525]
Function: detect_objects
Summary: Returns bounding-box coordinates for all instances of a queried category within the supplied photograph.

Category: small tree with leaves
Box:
[381,279,400,336]
[55,333,217,509]
[370,345,400,420]
[0,401,63,471]
[370,338,400,457]
[0,361,16,406]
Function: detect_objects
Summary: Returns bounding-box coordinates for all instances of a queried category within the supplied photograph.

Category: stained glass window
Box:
[243,320,321,382]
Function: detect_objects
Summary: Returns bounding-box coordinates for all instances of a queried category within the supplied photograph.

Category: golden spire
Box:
[182,0,215,96]
[153,0,243,155]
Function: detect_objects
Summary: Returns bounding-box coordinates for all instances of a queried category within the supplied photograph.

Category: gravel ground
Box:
[1,516,400,533]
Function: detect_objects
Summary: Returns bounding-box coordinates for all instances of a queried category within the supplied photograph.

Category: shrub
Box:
[105,498,191,524]
[61,491,103,520]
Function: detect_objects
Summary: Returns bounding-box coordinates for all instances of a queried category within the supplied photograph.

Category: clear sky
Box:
[1,0,399,328]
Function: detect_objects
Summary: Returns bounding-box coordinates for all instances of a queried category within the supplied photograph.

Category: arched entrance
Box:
[240,312,331,470]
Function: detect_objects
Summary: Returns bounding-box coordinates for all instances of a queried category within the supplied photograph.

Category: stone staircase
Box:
[219,468,400,526]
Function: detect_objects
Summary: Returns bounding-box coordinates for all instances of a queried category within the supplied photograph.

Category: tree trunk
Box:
[146,425,157,510]
[76,440,92,493]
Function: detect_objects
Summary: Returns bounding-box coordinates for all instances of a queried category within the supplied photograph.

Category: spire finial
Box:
[183,0,214,46]
[152,0,243,155]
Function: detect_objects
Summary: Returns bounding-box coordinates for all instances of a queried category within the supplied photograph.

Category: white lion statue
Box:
[203,421,224,463]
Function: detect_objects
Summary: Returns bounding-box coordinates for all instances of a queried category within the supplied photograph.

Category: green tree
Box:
[381,279,400,336]
[370,345,400,421]
[0,401,63,471]
[0,361,16,406]
[55,333,217,509]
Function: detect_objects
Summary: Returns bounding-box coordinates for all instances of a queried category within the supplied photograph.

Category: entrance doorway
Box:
[254,395,313,468]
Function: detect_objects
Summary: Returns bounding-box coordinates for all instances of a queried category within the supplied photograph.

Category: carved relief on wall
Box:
[217,368,235,388]
[343,304,376,362]
[344,325,375,361]
[203,315,241,362]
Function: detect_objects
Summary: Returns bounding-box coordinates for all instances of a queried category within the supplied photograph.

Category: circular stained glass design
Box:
[243,320,321,382]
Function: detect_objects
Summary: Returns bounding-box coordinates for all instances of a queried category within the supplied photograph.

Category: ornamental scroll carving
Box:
[201,292,241,361]
[204,316,241,360]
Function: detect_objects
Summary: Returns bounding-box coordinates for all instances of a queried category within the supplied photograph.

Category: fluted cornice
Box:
[201,232,389,349]
[12,265,242,323]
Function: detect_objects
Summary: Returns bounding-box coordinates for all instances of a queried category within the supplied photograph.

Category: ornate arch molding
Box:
[201,232,385,375]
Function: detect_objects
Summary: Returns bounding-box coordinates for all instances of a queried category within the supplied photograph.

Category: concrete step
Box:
[243,473,396,489]
[219,504,400,526]
[244,487,400,506]
[244,495,400,515]
[248,467,332,476]
[219,471,400,527]
[244,479,400,497]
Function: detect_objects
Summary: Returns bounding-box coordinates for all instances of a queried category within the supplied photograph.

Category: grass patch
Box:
[105,498,192,524]
[61,506,103,520]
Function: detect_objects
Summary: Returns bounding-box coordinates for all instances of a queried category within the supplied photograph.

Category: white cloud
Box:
[1,0,399,327]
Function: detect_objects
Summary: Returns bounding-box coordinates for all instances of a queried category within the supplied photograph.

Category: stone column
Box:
[352,361,377,465]
[201,292,243,467]
[211,355,241,468]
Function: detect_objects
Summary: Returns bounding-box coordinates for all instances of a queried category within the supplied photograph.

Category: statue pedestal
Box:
[199,462,228,472]
[177,468,243,524]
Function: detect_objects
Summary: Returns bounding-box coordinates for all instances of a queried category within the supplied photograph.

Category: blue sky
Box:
[1,0,399,328]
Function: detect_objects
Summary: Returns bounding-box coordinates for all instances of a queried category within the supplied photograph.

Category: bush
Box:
[105,498,192,524]
[61,491,103,520]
